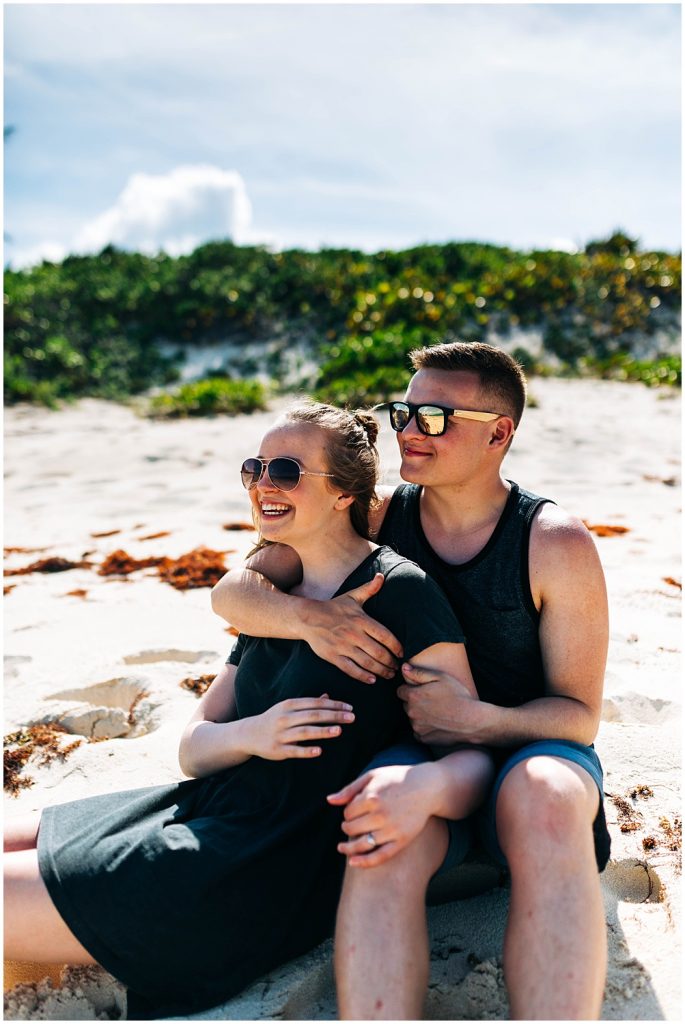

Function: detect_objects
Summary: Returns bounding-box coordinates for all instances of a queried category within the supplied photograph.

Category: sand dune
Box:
[3,378,681,1020]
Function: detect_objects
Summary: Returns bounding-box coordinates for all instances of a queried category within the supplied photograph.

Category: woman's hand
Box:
[246,694,355,760]
[327,762,440,867]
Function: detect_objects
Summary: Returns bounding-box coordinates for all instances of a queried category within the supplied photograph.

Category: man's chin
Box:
[399,460,431,483]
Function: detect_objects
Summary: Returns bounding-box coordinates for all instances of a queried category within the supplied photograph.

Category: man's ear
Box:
[488,416,516,448]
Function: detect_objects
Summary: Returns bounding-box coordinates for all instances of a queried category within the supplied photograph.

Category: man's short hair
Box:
[409,341,527,427]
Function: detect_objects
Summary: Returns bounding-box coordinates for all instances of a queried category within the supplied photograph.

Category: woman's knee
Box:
[496,757,598,860]
[4,850,96,964]
[4,811,42,852]
[341,817,449,900]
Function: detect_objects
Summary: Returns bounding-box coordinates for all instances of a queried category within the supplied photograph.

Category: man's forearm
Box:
[211,568,311,640]
[427,749,496,820]
[465,694,600,748]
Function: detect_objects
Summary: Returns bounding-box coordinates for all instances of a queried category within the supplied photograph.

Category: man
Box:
[211,341,611,1020]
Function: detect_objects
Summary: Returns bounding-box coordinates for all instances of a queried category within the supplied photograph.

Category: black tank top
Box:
[377,481,552,707]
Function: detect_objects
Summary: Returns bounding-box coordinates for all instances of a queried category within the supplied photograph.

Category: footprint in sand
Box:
[4,655,32,678]
[602,859,663,904]
[123,648,219,665]
[38,678,158,739]
[601,692,678,725]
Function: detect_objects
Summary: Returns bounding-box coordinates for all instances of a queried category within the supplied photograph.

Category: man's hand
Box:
[327,763,439,867]
[398,662,487,745]
[302,573,403,684]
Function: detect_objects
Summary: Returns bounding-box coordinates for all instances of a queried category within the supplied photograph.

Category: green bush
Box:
[147,377,269,418]
[578,353,681,387]
[4,234,680,408]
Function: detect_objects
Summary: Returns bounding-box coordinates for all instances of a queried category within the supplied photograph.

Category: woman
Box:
[4,401,492,1019]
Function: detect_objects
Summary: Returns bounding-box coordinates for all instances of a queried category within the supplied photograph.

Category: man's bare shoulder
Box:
[533,501,596,546]
[530,501,605,590]
[245,542,303,588]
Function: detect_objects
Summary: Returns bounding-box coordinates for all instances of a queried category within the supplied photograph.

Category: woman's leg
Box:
[4,811,42,852]
[4,848,97,964]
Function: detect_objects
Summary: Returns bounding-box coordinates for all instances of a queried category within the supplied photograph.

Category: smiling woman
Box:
[3,399,492,1020]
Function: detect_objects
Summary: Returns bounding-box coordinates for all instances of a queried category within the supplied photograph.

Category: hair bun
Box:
[353,411,379,447]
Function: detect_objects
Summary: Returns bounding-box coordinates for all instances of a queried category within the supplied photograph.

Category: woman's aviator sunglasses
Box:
[380,401,501,437]
[241,456,335,492]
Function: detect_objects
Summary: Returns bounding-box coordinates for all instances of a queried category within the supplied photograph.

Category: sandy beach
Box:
[3,377,681,1021]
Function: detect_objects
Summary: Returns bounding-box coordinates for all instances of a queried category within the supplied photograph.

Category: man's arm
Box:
[399,505,609,747]
[210,490,402,683]
[328,639,495,866]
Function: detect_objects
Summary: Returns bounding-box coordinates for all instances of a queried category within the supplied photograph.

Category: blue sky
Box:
[4,3,681,268]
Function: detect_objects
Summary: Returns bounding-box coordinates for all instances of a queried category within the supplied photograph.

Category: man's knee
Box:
[340,817,449,902]
[496,757,599,863]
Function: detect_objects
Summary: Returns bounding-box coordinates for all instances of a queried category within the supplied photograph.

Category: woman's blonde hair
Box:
[248,399,380,554]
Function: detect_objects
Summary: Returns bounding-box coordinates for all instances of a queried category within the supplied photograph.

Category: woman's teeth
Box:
[260,503,291,518]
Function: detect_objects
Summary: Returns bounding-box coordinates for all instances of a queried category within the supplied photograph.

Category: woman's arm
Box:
[178,663,253,778]
[178,663,358,779]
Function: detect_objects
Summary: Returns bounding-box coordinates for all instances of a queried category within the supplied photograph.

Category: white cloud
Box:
[6,240,68,268]
[549,239,579,255]
[72,165,254,257]
[6,165,270,269]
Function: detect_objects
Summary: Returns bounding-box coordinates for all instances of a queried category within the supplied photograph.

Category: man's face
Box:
[396,368,499,487]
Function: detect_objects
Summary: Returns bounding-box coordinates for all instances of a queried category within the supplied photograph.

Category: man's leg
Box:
[496,756,606,1020]
[335,816,448,1020]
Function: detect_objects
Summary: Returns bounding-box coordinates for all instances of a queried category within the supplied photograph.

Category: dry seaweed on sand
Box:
[158,547,231,590]
[662,576,682,590]
[582,521,631,537]
[98,549,171,576]
[4,724,83,796]
[630,785,655,799]
[4,556,93,577]
[98,546,231,589]
[226,625,240,636]
[63,588,89,599]
[137,530,171,540]
[127,690,150,726]
[642,474,677,486]
[90,529,122,538]
[659,816,682,853]
[4,545,51,555]
[222,521,256,531]
[4,584,17,596]
[610,793,643,833]
[179,674,216,697]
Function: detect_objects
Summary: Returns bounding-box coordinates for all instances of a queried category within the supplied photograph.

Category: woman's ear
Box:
[334,493,355,511]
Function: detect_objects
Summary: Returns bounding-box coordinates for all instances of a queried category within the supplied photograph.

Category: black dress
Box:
[37,547,465,1019]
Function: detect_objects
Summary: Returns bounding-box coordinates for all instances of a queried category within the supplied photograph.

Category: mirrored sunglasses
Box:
[382,401,501,437]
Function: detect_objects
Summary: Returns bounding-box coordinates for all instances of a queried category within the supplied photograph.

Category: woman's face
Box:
[247,422,344,545]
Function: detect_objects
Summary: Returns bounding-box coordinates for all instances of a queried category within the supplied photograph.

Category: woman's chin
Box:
[258,517,292,541]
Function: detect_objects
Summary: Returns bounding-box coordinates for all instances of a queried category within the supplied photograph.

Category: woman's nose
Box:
[255,467,278,492]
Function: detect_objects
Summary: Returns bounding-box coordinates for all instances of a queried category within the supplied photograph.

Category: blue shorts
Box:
[364,738,611,875]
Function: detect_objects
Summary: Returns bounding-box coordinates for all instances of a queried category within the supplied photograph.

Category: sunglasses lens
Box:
[241,458,263,489]
[266,458,301,491]
[416,406,447,436]
[389,403,410,432]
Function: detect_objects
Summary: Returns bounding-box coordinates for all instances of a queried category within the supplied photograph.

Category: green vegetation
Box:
[147,377,269,418]
[578,353,681,388]
[4,232,680,407]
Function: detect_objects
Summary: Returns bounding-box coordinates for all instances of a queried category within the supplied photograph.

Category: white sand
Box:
[3,378,682,1020]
